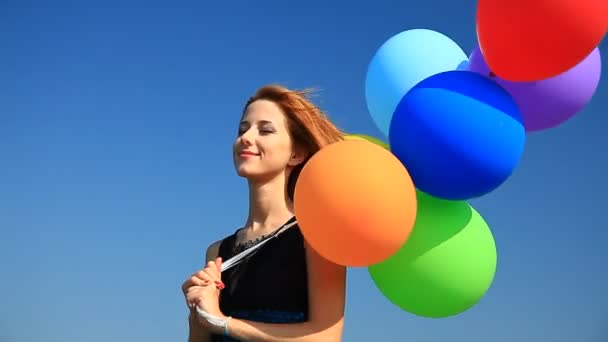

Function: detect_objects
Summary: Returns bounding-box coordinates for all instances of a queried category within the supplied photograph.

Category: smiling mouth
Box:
[239,152,259,157]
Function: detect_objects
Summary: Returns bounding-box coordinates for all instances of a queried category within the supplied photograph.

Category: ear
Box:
[288,149,308,167]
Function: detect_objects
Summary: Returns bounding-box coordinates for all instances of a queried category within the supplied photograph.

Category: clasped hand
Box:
[181,257,227,333]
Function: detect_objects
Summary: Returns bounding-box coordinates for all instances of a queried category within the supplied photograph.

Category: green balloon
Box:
[368,191,497,318]
[344,133,389,149]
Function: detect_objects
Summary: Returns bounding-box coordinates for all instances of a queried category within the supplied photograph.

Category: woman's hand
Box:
[184,258,229,334]
[181,257,223,309]
[181,264,211,310]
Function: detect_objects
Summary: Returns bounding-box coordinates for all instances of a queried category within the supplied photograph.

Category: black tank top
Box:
[210,216,309,341]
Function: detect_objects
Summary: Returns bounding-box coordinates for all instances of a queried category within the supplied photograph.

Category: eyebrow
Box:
[240,120,274,125]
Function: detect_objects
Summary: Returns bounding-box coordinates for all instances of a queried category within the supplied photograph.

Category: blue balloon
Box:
[365,29,468,137]
[389,70,526,200]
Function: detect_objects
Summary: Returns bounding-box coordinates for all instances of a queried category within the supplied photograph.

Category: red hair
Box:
[243,84,345,199]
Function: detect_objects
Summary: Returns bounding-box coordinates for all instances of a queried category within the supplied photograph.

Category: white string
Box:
[196,307,229,326]
[196,220,299,332]
[220,219,298,272]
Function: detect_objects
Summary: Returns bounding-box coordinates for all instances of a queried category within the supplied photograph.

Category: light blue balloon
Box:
[365,29,468,137]
[456,60,469,70]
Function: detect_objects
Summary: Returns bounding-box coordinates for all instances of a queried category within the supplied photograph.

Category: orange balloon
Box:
[294,139,417,267]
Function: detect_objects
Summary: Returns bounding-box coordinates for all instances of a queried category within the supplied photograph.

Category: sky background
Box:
[1,1,607,341]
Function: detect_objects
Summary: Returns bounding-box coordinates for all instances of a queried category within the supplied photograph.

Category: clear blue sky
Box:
[1,1,606,341]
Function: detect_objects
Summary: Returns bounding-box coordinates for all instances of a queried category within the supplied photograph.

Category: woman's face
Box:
[233,99,303,181]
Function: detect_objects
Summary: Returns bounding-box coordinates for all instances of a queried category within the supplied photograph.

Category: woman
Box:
[181,84,347,341]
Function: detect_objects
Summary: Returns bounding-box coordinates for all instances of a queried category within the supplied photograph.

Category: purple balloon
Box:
[467,45,601,132]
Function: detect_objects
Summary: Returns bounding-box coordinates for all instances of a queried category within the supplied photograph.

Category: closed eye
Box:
[237,120,276,135]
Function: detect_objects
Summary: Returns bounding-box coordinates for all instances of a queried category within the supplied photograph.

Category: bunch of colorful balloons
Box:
[293,0,607,319]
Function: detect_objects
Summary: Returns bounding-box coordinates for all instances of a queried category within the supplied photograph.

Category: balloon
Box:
[467,46,602,132]
[344,133,389,149]
[365,29,468,137]
[369,191,497,318]
[294,139,417,267]
[456,60,469,70]
[476,0,608,81]
[389,70,525,200]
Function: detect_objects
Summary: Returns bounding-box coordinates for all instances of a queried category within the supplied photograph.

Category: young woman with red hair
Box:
[182,84,347,341]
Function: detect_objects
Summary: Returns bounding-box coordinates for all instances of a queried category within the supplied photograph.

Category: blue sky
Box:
[1,1,606,341]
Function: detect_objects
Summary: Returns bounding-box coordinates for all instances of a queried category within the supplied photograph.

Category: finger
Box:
[182,279,205,295]
[215,257,223,274]
[190,274,211,287]
[194,270,213,282]
[197,267,224,290]
[201,267,220,282]
[199,261,218,279]
[186,286,207,301]
[203,261,220,278]
[186,287,203,307]
[186,292,201,307]
[182,273,213,296]
[187,285,203,296]
[203,270,225,290]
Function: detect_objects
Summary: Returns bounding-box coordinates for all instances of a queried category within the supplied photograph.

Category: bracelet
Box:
[224,316,233,336]
[196,306,232,335]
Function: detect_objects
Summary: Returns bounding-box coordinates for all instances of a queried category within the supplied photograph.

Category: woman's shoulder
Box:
[205,239,222,262]
[205,228,241,262]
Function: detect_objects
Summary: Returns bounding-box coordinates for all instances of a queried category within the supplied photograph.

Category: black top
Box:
[210,217,309,341]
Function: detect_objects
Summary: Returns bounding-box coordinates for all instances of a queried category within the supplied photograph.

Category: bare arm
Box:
[188,240,222,342]
[224,241,347,342]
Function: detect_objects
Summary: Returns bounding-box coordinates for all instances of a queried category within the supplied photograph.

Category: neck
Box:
[245,173,294,232]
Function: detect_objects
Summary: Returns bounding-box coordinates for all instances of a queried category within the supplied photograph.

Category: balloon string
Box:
[220,220,298,272]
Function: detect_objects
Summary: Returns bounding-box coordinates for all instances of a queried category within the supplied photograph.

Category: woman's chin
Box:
[236,167,260,179]
[235,168,278,183]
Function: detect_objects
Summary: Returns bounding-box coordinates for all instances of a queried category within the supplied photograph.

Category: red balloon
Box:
[476,0,608,82]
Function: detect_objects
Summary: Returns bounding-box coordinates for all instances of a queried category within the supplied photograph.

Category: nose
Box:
[239,128,255,146]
